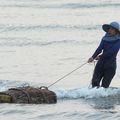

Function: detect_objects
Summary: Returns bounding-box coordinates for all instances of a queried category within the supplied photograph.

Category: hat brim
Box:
[102,24,111,33]
[102,24,120,34]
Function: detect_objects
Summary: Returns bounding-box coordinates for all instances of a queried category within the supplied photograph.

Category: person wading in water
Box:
[88,21,120,88]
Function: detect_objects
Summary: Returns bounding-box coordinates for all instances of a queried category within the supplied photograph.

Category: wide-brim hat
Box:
[102,21,120,34]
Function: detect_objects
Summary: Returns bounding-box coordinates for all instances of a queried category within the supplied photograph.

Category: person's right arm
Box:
[88,40,104,63]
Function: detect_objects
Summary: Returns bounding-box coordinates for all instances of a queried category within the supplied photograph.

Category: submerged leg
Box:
[101,68,116,88]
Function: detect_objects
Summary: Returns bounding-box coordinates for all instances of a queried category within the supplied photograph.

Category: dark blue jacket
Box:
[92,39,120,68]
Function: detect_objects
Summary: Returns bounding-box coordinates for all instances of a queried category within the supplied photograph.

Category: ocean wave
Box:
[0,2,120,9]
[0,24,100,33]
[55,87,120,99]
[0,38,88,47]
[59,3,120,9]
[0,80,30,91]
[0,80,120,100]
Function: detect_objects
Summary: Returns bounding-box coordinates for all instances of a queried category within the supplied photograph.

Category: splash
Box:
[0,80,120,100]
[0,80,30,91]
[55,86,120,99]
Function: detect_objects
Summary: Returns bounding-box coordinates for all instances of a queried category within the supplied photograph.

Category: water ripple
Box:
[0,24,100,33]
[0,2,120,9]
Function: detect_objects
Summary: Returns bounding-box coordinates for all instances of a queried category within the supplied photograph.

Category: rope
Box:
[48,62,88,88]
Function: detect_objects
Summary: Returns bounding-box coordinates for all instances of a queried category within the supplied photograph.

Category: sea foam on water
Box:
[55,86,120,99]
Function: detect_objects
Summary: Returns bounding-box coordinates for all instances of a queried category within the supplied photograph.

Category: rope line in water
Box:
[48,62,88,88]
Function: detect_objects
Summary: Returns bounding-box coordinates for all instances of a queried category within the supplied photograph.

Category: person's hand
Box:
[95,55,101,60]
[95,55,100,60]
[88,57,94,63]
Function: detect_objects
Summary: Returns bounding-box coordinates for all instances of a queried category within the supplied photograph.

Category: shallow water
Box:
[0,0,120,119]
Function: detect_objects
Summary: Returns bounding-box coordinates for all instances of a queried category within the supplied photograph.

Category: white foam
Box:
[0,80,30,92]
[55,87,120,99]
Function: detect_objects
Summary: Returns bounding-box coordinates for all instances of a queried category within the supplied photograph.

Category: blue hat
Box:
[102,21,120,34]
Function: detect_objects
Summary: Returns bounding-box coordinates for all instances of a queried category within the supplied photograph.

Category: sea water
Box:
[0,0,120,119]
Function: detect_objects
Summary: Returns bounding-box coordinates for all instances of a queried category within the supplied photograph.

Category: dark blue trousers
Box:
[92,61,116,88]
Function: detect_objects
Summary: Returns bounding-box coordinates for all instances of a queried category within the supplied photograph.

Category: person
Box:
[88,21,120,88]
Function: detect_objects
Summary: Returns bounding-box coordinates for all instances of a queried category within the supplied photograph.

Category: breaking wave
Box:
[0,80,120,100]
[55,87,120,99]
[0,80,30,91]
